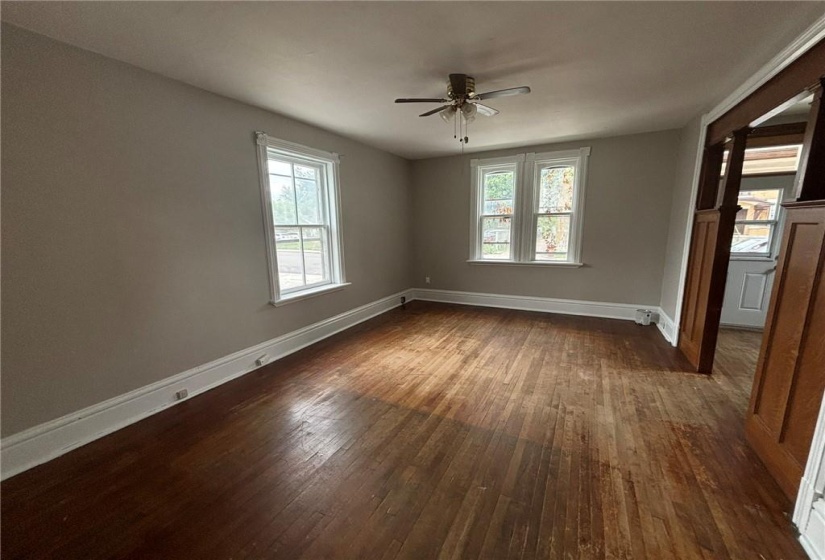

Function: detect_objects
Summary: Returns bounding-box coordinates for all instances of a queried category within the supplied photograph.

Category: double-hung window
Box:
[255,133,346,304]
[731,189,782,256]
[476,156,522,260]
[470,148,590,265]
[722,144,801,257]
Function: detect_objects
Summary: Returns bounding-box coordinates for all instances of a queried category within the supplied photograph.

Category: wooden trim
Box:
[696,144,725,210]
[746,135,806,149]
[678,209,724,371]
[679,130,747,373]
[739,171,799,180]
[707,38,825,146]
[720,130,749,209]
[783,199,825,210]
[746,204,825,499]
[747,122,806,148]
[750,122,808,139]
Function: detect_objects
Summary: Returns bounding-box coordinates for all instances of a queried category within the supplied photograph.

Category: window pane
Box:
[732,223,773,254]
[535,215,570,261]
[736,189,781,221]
[481,216,511,259]
[538,166,575,213]
[275,227,304,290]
[270,175,297,224]
[301,227,329,285]
[268,159,292,176]
[294,165,317,180]
[483,171,514,215]
[295,178,321,225]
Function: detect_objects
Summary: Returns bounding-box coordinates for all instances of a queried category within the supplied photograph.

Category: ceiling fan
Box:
[395,73,531,123]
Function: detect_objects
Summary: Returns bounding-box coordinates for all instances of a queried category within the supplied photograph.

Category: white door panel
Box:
[721,260,775,328]
[740,272,768,310]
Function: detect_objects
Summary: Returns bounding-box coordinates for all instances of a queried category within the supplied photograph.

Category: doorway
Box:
[678,62,825,502]
[721,101,809,331]
[714,108,808,394]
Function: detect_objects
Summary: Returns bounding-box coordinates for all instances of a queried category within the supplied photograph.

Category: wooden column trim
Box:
[795,81,825,201]
[679,128,749,373]
[719,129,750,209]
[696,144,725,211]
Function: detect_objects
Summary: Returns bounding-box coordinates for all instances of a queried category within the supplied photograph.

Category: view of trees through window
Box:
[268,158,330,290]
[535,166,574,260]
[481,170,514,259]
[474,150,586,264]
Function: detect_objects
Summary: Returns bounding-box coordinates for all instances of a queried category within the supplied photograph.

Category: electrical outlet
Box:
[425,276,431,284]
[175,389,188,401]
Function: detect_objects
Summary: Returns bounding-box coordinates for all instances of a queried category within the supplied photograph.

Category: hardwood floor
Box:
[2,302,804,559]
[714,327,764,408]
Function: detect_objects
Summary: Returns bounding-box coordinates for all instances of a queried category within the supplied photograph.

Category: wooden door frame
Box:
[675,37,825,372]
[678,131,748,372]
[671,19,825,351]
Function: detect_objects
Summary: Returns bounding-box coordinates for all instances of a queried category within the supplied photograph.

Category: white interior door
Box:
[720,175,792,329]
[721,259,776,328]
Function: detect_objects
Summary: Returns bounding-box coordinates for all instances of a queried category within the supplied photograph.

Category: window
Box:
[255,133,346,304]
[470,148,590,265]
[731,188,782,256]
[478,160,519,260]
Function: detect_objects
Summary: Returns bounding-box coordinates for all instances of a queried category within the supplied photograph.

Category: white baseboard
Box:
[1,289,413,481]
[800,499,825,560]
[656,308,678,347]
[413,288,658,323]
[795,392,825,559]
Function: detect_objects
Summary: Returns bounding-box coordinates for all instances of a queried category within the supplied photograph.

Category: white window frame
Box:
[469,147,589,267]
[255,132,347,305]
[469,154,526,263]
[730,185,785,260]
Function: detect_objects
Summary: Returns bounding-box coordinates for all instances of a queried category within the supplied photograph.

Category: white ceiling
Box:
[3,2,824,159]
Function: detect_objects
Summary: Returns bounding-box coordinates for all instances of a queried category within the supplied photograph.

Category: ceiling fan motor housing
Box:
[448,74,475,101]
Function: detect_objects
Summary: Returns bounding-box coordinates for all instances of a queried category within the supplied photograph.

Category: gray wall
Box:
[411,130,681,304]
[658,117,703,320]
[1,25,413,436]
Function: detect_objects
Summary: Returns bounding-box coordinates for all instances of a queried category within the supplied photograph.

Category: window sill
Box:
[271,282,351,307]
[730,256,773,262]
[466,259,584,268]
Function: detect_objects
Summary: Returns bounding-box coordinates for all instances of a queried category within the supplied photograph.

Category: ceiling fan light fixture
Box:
[440,106,457,123]
[461,102,477,123]
[396,73,530,147]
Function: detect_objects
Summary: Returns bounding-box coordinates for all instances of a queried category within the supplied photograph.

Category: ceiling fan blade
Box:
[473,103,499,117]
[395,98,449,103]
[473,86,531,101]
[419,105,451,117]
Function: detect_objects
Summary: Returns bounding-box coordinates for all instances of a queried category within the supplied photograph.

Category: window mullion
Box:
[521,154,536,262]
